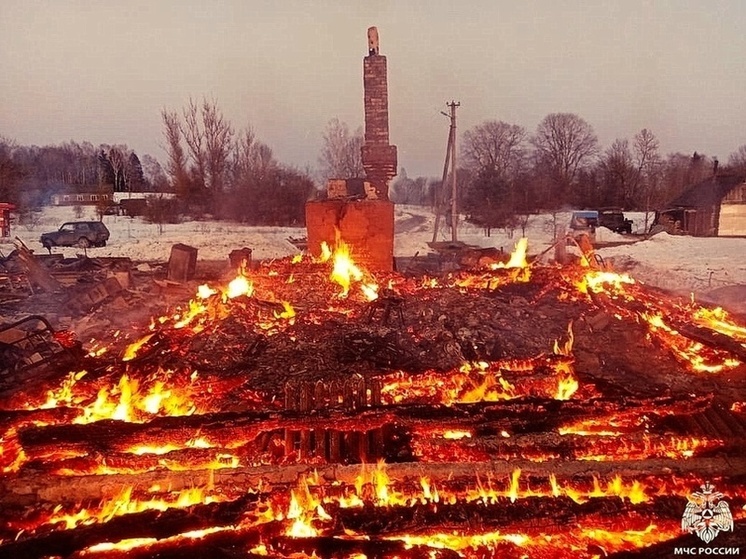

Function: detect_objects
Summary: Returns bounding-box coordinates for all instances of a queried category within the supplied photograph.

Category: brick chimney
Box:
[361,26,397,200]
[305,27,395,271]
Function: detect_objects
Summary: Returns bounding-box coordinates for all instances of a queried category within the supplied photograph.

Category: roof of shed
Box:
[665,174,745,209]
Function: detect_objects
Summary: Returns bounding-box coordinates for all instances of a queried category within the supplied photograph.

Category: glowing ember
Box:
[553,321,574,356]
[691,306,746,342]
[442,430,472,440]
[580,270,636,294]
[361,282,379,301]
[122,333,155,361]
[1,237,743,559]
[274,301,296,320]
[39,370,86,408]
[319,241,332,262]
[554,372,579,400]
[82,526,234,553]
[196,284,218,299]
[642,313,741,373]
[127,436,212,455]
[28,372,201,425]
[43,485,226,530]
[285,475,331,538]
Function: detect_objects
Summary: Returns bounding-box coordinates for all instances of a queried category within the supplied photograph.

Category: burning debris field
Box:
[1,239,745,559]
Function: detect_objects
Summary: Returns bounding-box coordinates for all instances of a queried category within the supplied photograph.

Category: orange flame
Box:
[46,485,226,530]
[642,313,741,373]
[330,240,363,297]
[285,474,331,538]
[225,276,253,299]
[122,333,155,362]
[691,306,746,342]
[72,373,197,424]
[274,301,296,320]
[490,238,531,281]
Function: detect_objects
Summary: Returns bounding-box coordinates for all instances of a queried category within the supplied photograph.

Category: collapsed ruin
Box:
[0,237,745,557]
[1,27,745,559]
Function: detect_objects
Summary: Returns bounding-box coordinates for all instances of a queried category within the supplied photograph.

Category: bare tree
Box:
[233,126,276,185]
[181,99,208,190]
[461,120,526,179]
[201,99,234,194]
[0,136,24,202]
[531,113,598,207]
[141,154,168,191]
[318,118,364,182]
[658,152,711,207]
[727,144,746,175]
[599,139,635,207]
[106,145,127,192]
[632,128,662,230]
[390,168,432,205]
[161,109,190,198]
[178,98,234,200]
[459,121,527,234]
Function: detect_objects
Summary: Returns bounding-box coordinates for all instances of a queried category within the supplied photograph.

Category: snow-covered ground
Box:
[2,205,745,302]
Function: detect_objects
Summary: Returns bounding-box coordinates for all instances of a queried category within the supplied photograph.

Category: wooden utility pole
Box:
[431,101,460,243]
[448,101,459,242]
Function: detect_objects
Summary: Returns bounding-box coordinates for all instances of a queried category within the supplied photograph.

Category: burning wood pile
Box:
[1,238,745,558]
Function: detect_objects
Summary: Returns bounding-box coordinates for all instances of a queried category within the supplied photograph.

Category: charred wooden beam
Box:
[670,319,746,361]
[325,495,687,535]
[3,457,745,506]
[0,494,696,559]
[271,536,459,559]
[0,493,261,559]
[10,393,716,475]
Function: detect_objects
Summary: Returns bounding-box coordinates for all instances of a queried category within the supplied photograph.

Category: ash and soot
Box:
[1,238,746,559]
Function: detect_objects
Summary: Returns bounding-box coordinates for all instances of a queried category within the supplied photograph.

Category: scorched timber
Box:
[669,319,746,361]
[0,495,716,559]
[10,393,714,449]
[8,394,728,473]
[0,493,263,559]
[4,457,746,506]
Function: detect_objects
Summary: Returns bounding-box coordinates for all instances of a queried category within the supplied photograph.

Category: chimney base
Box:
[305,200,394,272]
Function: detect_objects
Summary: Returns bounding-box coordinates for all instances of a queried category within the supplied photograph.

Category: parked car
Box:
[597,209,633,234]
[40,221,110,249]
[569,210,599,232]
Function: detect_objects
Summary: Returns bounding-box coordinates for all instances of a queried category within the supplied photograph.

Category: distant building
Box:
[655,174,746,237]
[113,192,176,217]
[111,192,174,203]
[51,187,114,207]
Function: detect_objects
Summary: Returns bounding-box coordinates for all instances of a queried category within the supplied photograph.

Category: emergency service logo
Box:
[681,481,734,544]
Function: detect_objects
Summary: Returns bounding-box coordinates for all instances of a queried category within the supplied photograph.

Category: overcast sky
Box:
[1,0,745,178]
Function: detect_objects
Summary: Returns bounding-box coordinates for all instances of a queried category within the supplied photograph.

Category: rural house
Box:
[50,187,115,208]
[655,173,746,236]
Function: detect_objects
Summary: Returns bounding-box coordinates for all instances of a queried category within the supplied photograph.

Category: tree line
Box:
[380,114,746,232]
[160,98,314,225]
[0,139,170,208]
[3,104,746,230]
[0,98,317,227]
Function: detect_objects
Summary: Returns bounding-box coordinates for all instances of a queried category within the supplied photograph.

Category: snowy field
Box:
[2,205,745,304]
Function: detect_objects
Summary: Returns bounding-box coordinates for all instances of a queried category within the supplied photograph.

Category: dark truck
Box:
[40,221,110,249]
[597,209,633,234]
